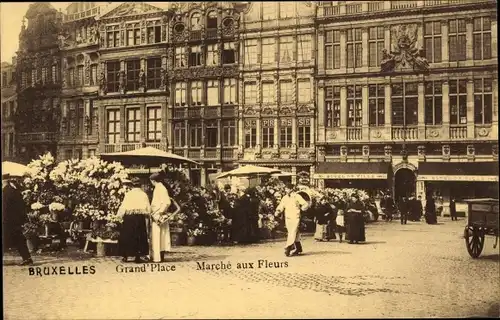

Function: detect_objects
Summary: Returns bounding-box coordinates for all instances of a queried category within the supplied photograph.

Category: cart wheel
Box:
[465,227,485,258]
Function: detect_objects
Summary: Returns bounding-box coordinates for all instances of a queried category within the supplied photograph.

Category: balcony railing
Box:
[368,1,385,11]
[64,7,100,22]
[205,149,217,158]
[391,126,418,140]
[391,1,418,9]
[17,132,57,143]
[190,30,202,41]
[188,150,201,159]
[187,108,202,118]
[346,3,363,14]
[450,126,467,139]
[222,149,235,159]
[206,29,218,39]
[104,143,167,153]
[173,109,186,119]
[323,6,341,16]
[347,128,362,141]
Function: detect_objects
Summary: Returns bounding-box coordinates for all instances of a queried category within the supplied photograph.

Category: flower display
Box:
[31,202,44,211]
[49,202,65,212]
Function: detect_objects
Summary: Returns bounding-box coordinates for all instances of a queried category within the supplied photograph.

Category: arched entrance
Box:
[394,168,416,202]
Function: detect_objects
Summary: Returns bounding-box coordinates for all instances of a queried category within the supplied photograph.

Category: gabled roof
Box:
[99,2,164,19]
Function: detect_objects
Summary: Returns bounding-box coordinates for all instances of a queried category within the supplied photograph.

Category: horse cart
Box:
[463,198,499,258]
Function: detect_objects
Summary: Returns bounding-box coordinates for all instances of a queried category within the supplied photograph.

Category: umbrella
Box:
[99,147,199,167]
[271,172,295,178]
[216,165,281,179]
[2,161,29,177]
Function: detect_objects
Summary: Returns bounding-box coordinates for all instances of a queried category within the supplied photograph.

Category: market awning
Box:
[314,162,391,180]
[417,161,499,182]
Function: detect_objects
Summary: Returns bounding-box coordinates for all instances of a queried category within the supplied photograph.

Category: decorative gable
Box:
[100,2,163,19]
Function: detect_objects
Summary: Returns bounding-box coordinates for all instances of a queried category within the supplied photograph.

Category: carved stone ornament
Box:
[261,107,274,115]
[340,146,348,156]
[279,106,293,115]
[99,72,107,94]
[429,129,439,138]
[442,145,450,156]
[478,127,489,137]
[243,107,257,115]
[373,130,382,138]
[138,69,146,89]
[492,145,498,157]
[362,146,370,156]
[384,145,392,156]
[118,71,126,92]
[467,145,475,156]
[417,145,425,156]
[381,24,429,73]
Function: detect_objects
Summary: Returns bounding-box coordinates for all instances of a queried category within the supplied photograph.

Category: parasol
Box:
[99,146,199,167]
[2,161,29,177]
[216,165,281,179]
[271,172,295,178]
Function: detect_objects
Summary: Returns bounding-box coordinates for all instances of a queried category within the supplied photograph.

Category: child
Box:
[336,209,346,243]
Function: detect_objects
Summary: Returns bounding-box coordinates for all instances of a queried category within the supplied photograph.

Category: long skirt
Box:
[314,222,336,240]
[119,214,149,258]
[345,212,366,243]
[285,217,301,248]
[151,222,171,262]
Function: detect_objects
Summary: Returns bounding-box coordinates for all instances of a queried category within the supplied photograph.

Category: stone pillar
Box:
[362,28,369,68]
[384,80,392,126]
[340,86,347,126]
[291,166,297,185]
[238,118,244,146]
[416,180,426,199]
[466,18,473,61]
[317,30,325,71]
[292,117,297,144]
[140,103,147,143]
[466,79,474,138]
[99,103,106,153]
[309,166,315,186]
[310,117,315,148]
[340,31,346,69]
[441,21,449,63]
[256,118,261,149]
[492,15,498,59]
[317,81,325,126]
[362,85,369,139]
[119,105,126,143]
[492,78,498,125]
[417,82,425,138]
[442,80,450,139]
[200,167,206,187]
[273,118,279,147]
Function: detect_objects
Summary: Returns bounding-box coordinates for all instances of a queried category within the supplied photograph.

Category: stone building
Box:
[314,0,498,209]
[15,3,63,163]
[238,2,317,184]
[1,59,18,161]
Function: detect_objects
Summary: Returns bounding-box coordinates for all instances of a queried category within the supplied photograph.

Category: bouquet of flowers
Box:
[187,228,206,237]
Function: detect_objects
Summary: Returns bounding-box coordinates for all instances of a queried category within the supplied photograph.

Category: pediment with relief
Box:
[100,2,163,19]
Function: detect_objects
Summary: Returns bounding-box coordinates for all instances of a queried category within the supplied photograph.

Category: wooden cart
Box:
[463,198,499,258]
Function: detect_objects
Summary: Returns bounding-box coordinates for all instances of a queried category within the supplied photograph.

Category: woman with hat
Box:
[345,192,366,244]
[150,172,180,262]
[314,195,337,242]
[117,177,151,263]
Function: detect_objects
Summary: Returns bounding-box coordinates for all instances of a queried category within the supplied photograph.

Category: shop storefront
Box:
[314,162,392,197]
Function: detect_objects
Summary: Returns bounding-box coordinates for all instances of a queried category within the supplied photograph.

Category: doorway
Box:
[394,168,416,202]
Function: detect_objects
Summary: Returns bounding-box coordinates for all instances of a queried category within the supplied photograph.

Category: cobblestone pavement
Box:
[3,218,499,319]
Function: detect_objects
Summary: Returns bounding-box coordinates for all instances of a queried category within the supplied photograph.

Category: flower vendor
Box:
[218,184,234,243]
[313,195,337,242]
[231,187,260,244]
[117,177,150,263]
[274,184,309,257]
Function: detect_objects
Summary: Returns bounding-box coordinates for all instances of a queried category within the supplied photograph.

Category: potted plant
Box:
[186,229,199,246]
[22,221,41,253]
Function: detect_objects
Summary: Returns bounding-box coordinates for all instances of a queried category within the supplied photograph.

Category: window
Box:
[191,13,202,30]
[244,119,257,148]
[279,3,295,18]
[222,42,235,64]
[106,61,120,93]
[32,68,37,85]
[280,118,293,148]
[280,81,293,103]
[298,118,311,148]
[262,82,275,104]
[173,122,186,147]
[147,107,161,142]
[2,72,6,86]
[189,122,202,147]
[67,68,74,86]
[347,85,362,127]
[107,31,120,48]
[449,79,467,125]
[449,19,466,62]
[52,65,58,83]
[147,25,162,43]
[262,119,274,148]
[191,81,203,105]
[76,100,85,136]
[245,82,257,104]
[205,121,218,147]
[369,84,385,126]
[279,36,294,63]
[222,120,236,146]
[175,47,186,67]
[325,31,341,69]
[391,82,418,126]
[126,60,140,91]
[369,27,385,67]
[90,65,97,86]
[424,21,442,63]
[41,67,48,84]
[474,78,492,124]
[347,28,362,68]
[244,40,258,65]
[76,66,84,86]
[22,71,28,88]
[207,11,218,29]
[297,80,311,103]
[297,35,311,62]
[262,2,276,20]
[127,26,141,46]
[224,79,237,104]
[147,58,162,90]
[127,108,141,142]
[325,86,341,127]
[207,44,219,66]
[261,38,275,64]
[175,82,187,106]
[189,46,202,66]
[207,80,219,105]
[473,17,492,60]
[107,109,120,143]
[425,81,442,125]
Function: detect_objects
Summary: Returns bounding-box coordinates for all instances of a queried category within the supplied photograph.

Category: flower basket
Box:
[187,235,196,246]
[170,227,186,246]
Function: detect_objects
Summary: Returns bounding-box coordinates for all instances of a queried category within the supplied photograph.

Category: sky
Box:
[1,2,71,62]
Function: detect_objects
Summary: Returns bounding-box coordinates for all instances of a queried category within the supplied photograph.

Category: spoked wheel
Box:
[465,226,485,258]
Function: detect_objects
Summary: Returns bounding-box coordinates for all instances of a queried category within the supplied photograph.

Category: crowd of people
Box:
[380,192,439,224]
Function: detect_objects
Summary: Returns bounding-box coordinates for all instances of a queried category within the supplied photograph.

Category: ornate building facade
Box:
[314,0,498,210]
[1,59,17,161]
[238,2,317,184]
[15,3,63,163]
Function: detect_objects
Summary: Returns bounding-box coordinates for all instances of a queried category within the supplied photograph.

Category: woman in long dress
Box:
[314,196,337,241]
[345,193,366,244]
[117,177,151,263]
[150,173,180,263]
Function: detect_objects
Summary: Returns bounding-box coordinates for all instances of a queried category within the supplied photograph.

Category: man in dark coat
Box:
[218,185,234,242]
[449,197,457,221]
[384,195,395,222]
[415,195,424,221]
[399,197,409,225]
[2,174,33,265]
[425,195,438,224]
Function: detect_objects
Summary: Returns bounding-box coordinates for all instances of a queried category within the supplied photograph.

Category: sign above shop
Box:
[418,175,499,182]
[314,173,387,180]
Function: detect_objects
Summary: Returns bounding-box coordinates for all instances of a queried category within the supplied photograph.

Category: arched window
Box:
[191,13,201,30]
[207,11,217,29]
